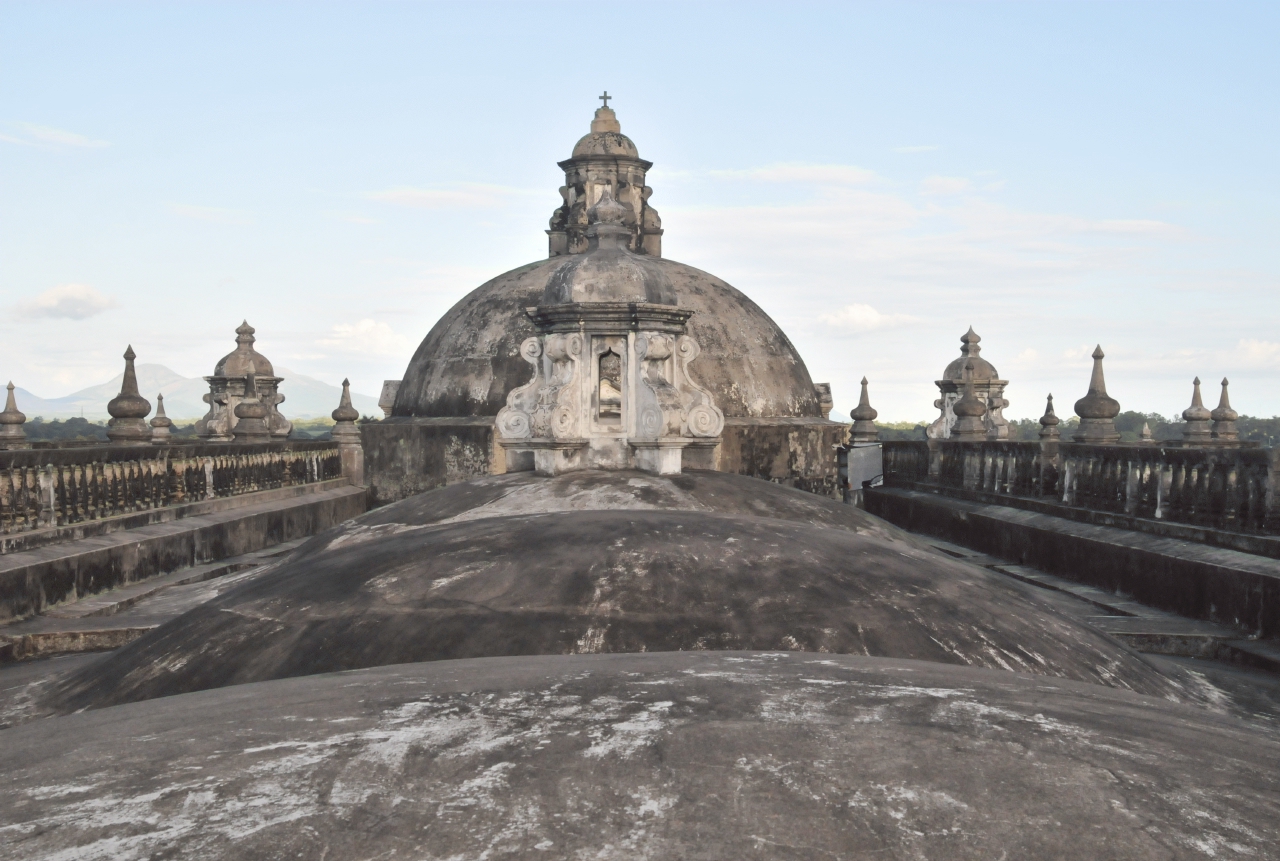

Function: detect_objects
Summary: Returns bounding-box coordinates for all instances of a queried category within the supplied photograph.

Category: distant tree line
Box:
[875,412,1280,446]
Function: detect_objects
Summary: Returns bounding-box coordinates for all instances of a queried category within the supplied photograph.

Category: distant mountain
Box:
[12,365,380,422]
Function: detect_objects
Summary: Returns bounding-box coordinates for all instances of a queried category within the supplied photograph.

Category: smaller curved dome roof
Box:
[942,326,999,381]
[542,189,675,305]
[570,105,640,159]
[571,131,639,158]
[213,321,275,378]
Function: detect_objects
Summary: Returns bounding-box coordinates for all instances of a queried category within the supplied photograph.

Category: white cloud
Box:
[818,303,917,332]
[15,284,117,320]
[367,183,535,209]
[319,319,413,357]
[1234,339,1280,368]
[920,175,972,196]
[1016,348,1039,363]
[169,203,254,225]
[894,145,940,153]
[2,122,109,148]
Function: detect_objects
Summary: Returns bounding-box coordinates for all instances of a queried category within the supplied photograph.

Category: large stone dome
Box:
[393,260,822,419]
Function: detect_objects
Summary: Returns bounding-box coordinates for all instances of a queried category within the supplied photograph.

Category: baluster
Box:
[1,467,12,533]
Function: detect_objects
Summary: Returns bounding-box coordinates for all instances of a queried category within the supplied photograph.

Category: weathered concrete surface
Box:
[361,416,496,505]
[0,482,367,623]
[719,416,847,497]
[351,469,905,539]
[6,652,1280,861]
[866,486,1280,638]
[393,258,822,421]
[46,471,1184,712]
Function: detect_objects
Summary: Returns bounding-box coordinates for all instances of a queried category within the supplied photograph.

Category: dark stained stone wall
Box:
[719,417,848,498]
[361,417,497,506]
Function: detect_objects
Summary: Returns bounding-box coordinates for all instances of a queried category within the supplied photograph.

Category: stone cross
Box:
[599,91,611,108]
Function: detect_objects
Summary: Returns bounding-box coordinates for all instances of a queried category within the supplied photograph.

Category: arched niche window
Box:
[598,349,622,421]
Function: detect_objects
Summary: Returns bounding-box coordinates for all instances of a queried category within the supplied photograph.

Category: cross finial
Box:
[599,91,611,108]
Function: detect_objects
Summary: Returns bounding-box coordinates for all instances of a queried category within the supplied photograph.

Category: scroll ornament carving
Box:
[633,334,684,441]
[496,338,543,439]
[496,335,582,441]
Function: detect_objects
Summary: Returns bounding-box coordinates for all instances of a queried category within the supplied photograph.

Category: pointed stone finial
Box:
[330,378,364,483]
[0,381,29,449]
[951,361,988,440]
[149,393,173,443]
[332,378,360,424]
[1181,377,1212,444]
[106,345,153,445]
[331,378,362,444]
[960,326,982,357]
[1211,377,1239,442]
[232,360,270,442]
[849,377,879,443]
[1072,345,1120,444]
[235,320,256,346]
[1038,394,1060,440]
[1139,422,1154,444]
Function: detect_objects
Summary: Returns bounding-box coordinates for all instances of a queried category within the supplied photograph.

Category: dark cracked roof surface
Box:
[46,471,1183,712]
[6,652,1280,861]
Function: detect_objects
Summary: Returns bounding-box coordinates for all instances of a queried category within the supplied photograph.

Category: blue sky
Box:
[2,1,1277,421]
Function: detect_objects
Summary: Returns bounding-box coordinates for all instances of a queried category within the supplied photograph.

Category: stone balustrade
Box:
[0,441,342,536]
[882,439,1280,535]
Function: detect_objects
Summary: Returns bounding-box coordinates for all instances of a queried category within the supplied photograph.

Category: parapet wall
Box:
[362,416,847,506]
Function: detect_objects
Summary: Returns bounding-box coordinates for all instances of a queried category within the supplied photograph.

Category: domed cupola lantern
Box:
[497,187,724,476]
[547,93,663,258]
[195,321,292,442]
[926,327,1010,440]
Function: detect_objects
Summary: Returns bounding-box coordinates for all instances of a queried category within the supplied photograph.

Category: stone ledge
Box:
[866,486,1280,638]
[1,478,353,557]
[0,484,367,623]
[884,478,1280,560]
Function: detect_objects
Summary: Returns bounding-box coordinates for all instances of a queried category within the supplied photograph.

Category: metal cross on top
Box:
[599,91,611,108]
